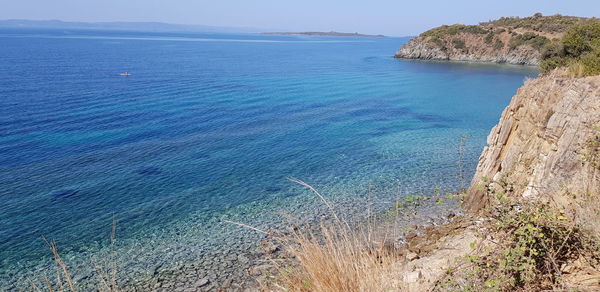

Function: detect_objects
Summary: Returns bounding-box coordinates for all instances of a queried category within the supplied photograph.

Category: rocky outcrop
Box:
[383,74,600,290]
[395,32,541,65]
[466,71,600,218]
[393,14,589,66]
[384,218,479,291]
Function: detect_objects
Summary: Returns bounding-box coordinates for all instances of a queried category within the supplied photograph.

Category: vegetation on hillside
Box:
[452,39,466,51]
[415,13,600,76]
[420,13,586,40]
[493,39,504,51]
[421,24,488,39]
[508,32,549,50]
[540,20,600,76]
[482,13,585,33]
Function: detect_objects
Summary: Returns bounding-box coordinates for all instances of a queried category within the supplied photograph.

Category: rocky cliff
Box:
[396,32,542,65]
[395,14,587,66]
[465,71,600,223]
[389,72,600,291]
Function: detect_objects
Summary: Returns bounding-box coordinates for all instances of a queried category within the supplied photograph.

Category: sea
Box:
[0,28,537,289]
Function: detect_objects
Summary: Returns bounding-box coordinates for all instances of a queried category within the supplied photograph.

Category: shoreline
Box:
[394,55,540,68]
[2,178,463,291]
[262,32,386,38]
[140,194,462,291]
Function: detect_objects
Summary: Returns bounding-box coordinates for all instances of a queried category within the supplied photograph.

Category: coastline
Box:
[393,56,540,68]
[143,193,463,291]
[2,154,469,291]
[262,32,386,37]
[0,28,545,291]
[3,183,461,291]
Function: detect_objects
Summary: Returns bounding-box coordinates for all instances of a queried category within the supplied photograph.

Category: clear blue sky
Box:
[1,0,598,36]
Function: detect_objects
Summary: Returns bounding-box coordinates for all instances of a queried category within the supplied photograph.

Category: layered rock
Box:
[465,71,600,218]
[395,32,541,65]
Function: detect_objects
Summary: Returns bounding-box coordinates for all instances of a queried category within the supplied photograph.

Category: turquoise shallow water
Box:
[0,29,537,288]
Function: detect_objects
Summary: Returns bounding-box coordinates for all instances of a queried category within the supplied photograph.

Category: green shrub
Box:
[482,14,587,33]
[421,24,487,38]
[580,49,600,76]
[509,32,549,50]
[539,56,570,72]
[540,40,564,58]
[540,21,600,76]
[452,39,466,50]
[429,36,447,50]
[562,21,600,56]
[477,202,596,290]
[485,32,494,44]
[529,36,550,50]
[439,197,600,291]
[493,39,504,50]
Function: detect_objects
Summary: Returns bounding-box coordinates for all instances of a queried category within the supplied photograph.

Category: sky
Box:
[0,0,598,36]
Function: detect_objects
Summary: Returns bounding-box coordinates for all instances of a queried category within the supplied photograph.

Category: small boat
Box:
[119,72,132,76]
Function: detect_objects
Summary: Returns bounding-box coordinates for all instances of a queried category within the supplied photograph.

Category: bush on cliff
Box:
[439,191,600,291]
[429,37,448,51]
[493,39,504,50]
[540,21,600,76]
[421,24,487,39]
[509,32,549,50]
[484,32,494,44]
[579,49,600,76]
[452,39,466,51]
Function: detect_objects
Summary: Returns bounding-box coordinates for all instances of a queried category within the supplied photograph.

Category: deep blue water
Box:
[0,28,537,287]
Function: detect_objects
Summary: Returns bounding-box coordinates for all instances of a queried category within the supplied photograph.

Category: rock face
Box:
[466,71,600,218]
[384,219,479,292]
[395,32,541,66]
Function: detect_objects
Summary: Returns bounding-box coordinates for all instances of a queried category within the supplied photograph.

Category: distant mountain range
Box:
[263,31,386,37]
[0,19,262,33]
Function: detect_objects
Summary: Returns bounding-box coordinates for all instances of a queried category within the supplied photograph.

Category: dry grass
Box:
[274,178,401,292]
[29,237,78,292]
[29,218,120,292]
[278,222,400,292]
[226,178,406,291]
[93,218,119,292]
[580,195,600,241]
[567,62,586,78]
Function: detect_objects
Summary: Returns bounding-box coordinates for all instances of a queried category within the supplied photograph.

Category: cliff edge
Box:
[384,72,600,291]
[388,17,600,291]
[466,70,600,224]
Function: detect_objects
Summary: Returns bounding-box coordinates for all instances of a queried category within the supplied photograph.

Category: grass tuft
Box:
[29,219,120,292]
[276,179,400,291]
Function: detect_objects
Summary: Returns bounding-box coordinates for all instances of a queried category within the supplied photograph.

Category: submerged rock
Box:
[51,188,79,200]
[195,278,209,287]
[135,166,162,176]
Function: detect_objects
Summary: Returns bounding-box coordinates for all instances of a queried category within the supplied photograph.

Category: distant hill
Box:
[395,13,598,66]
[263,31,386,37]
[0,19,261,34]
